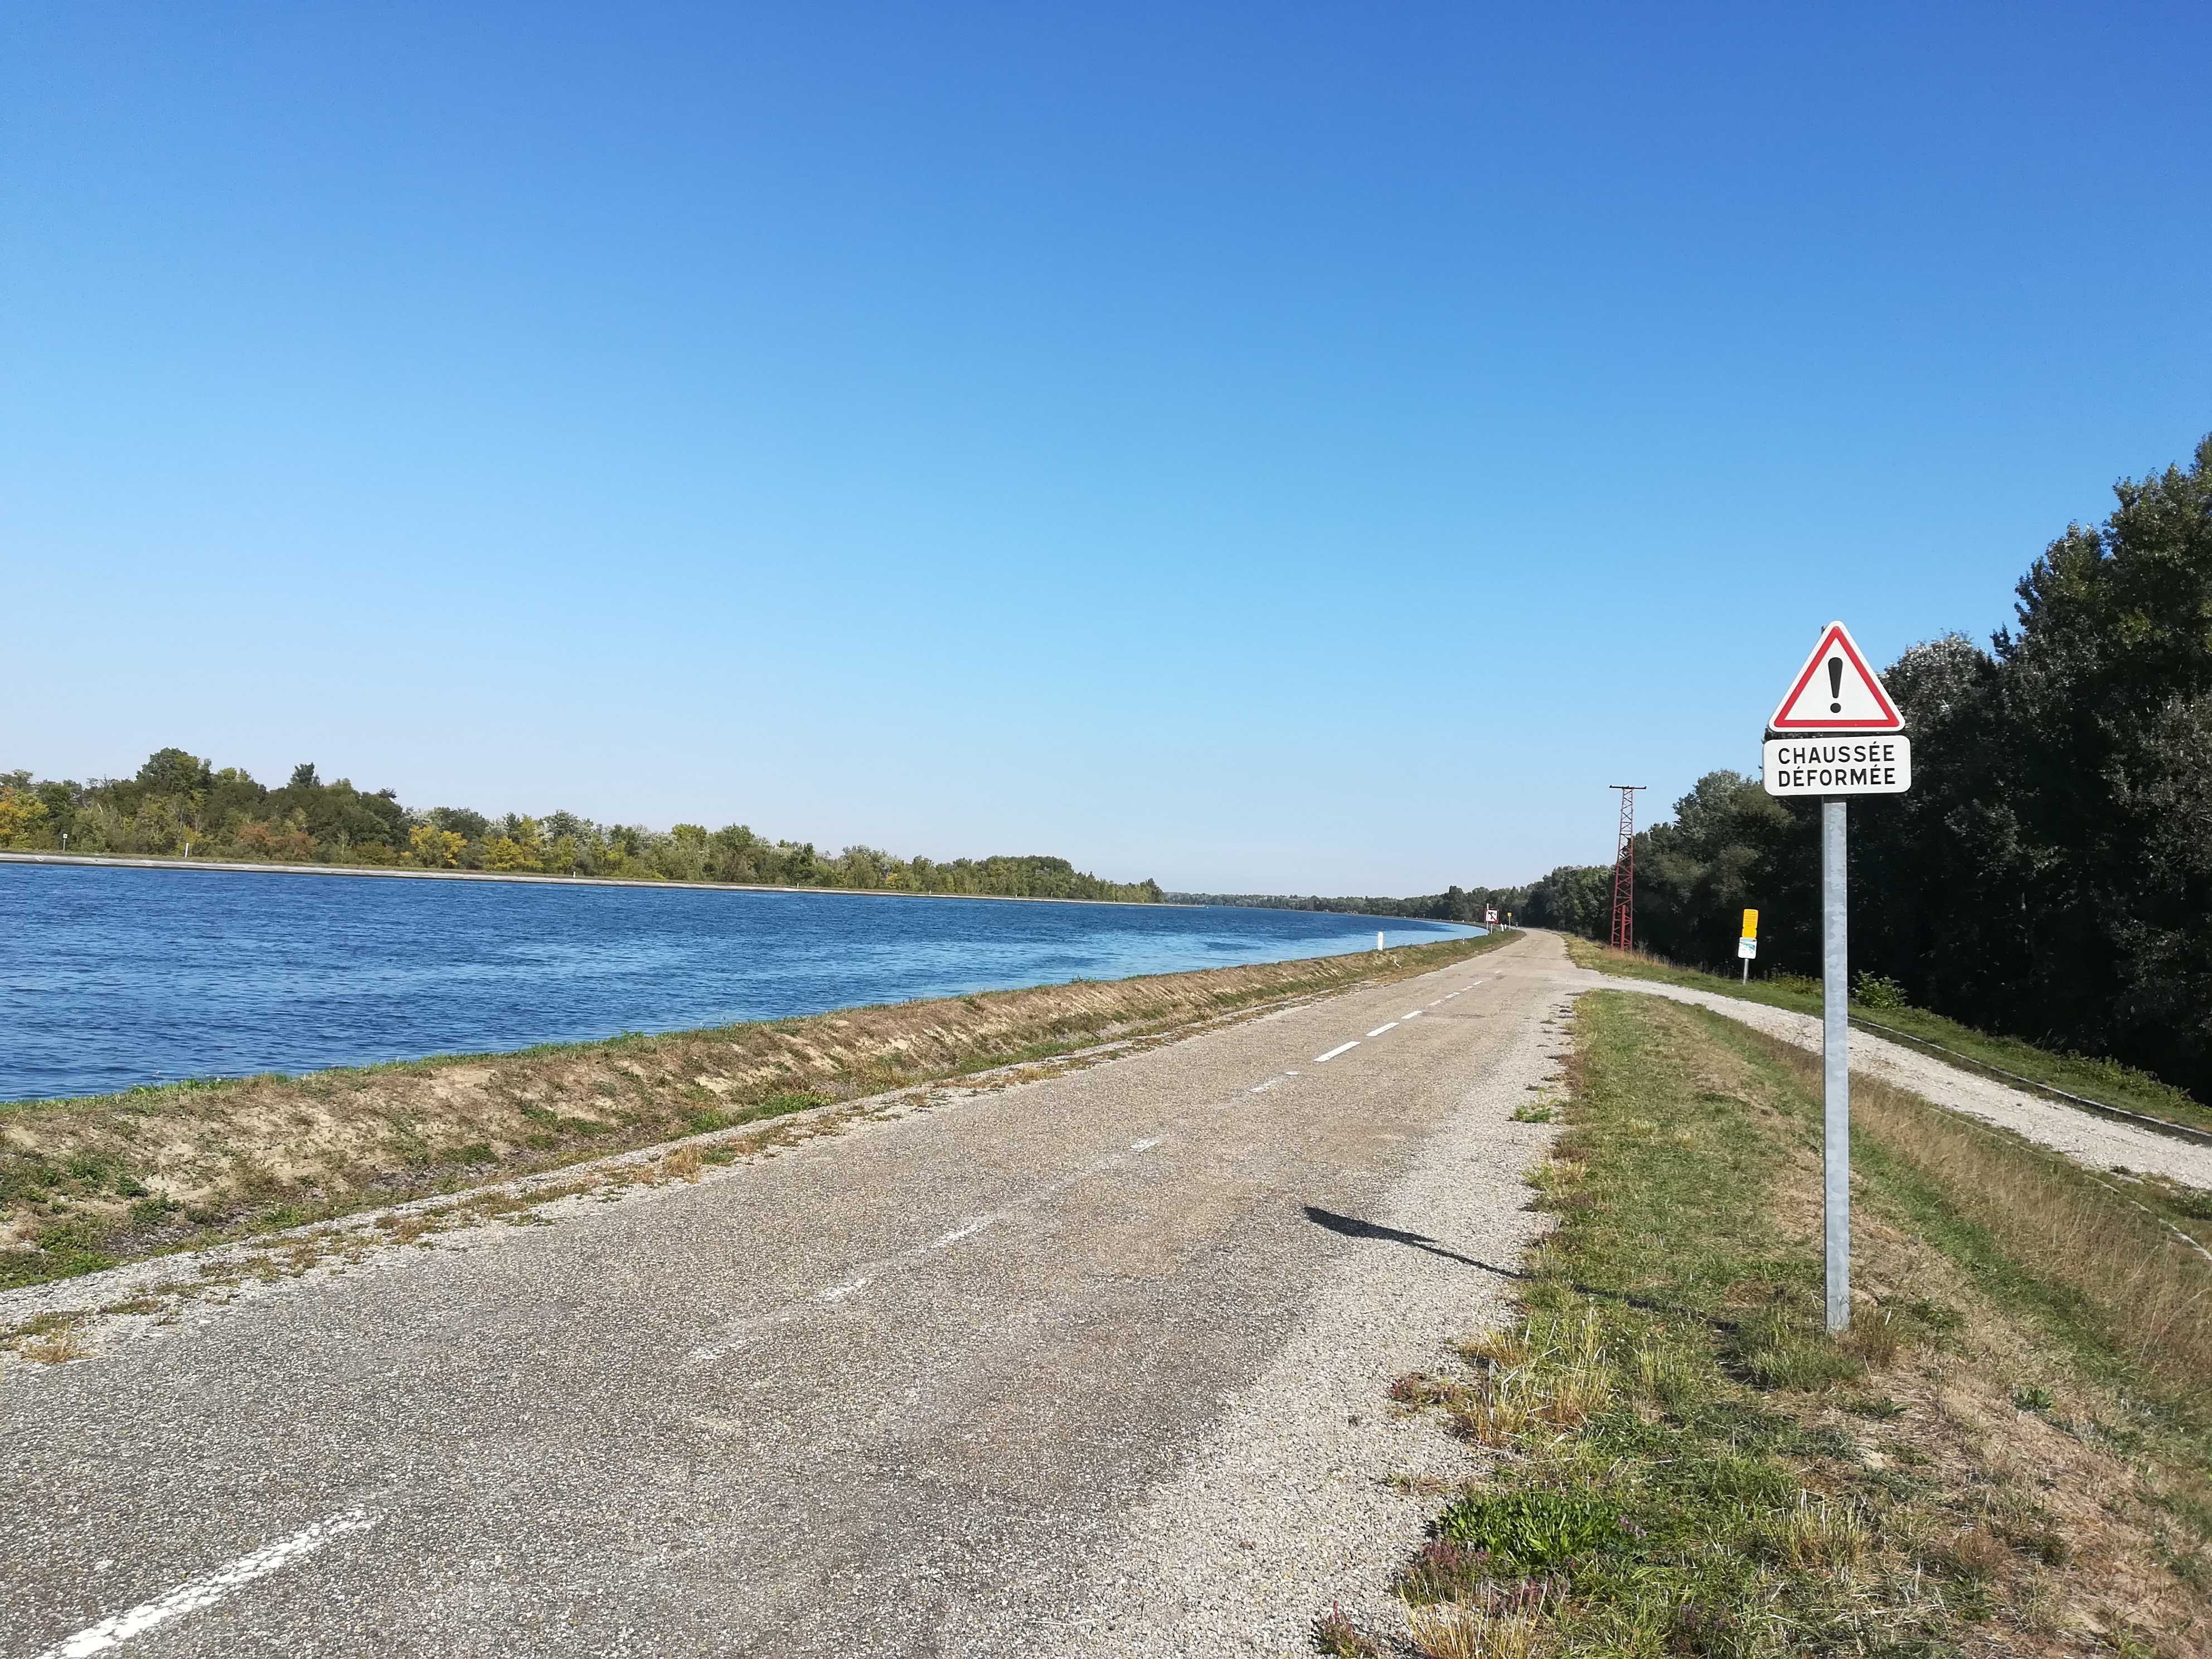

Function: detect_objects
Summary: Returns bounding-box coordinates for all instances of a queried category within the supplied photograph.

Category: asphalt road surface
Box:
[3,935,1579,1658]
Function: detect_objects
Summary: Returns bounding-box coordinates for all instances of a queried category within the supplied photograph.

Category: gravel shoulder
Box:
[1578,971,2212,1190]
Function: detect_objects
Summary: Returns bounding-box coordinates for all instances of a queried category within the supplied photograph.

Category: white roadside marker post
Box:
[1761,620,1913,1336]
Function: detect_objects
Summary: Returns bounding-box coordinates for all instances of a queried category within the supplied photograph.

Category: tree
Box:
[409,823,464,869]
[136,748,213,798]
[1521,865,1614,937]
[0,786,50,847]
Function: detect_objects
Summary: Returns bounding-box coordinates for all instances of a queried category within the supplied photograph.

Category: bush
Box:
[1853,971,1910,1009]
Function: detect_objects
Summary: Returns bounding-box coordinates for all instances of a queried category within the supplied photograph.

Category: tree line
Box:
[1166,885,1529,923]
[0,755,1165,904]
[1523,435,2212,1100]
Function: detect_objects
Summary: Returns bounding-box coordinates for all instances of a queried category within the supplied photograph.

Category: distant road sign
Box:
[1770,622,1904,733]
[1483,906,1498,924]
[1741,908,1758,940]
[1763,735,1912,796]
[1738,937,1758,959]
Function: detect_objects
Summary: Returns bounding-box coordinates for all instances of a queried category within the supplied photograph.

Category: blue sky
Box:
[6,2,2208,892]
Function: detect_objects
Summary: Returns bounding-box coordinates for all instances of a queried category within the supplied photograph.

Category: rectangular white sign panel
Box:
[1762,734,1912,796]
[1738,937,1758,959]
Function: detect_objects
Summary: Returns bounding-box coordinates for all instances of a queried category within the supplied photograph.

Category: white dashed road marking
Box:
[32,1509,379,1659]
[697,963,1513,1354]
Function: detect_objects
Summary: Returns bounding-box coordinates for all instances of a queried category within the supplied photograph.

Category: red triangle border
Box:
[1770,624,1903,731]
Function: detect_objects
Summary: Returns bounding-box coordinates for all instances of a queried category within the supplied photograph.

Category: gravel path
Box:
[1580,972,2212,1190]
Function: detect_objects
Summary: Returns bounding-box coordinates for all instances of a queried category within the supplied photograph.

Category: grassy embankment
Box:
[1335,991,2212,1657]
[0,931,1518,1293]
[1562,935,2212,1137]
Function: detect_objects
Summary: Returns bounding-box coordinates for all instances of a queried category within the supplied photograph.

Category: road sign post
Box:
[1763,622,1909,1335]
[1821,800,1851,1333]
[1739,908,1758,982]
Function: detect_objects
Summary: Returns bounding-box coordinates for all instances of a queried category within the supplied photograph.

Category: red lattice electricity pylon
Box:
[1608,785,1645,951]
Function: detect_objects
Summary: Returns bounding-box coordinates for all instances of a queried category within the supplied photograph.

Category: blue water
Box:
[0,864,1474,1102]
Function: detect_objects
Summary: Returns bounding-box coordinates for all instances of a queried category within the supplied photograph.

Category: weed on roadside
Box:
[1310,1602,1382,1657]
[7,1312,90,1364]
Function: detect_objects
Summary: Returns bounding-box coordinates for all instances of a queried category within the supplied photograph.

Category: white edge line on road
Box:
[1365,1023,1398,1037]
[1443,992,1461,1000]
[1313,1041,1359,1063]
[1248,1078,1281,1094]
[33,1508,380,1659]
[1131,1136,1163,1152]
[1403,1010,1423,1019]
[821,1277,870,1302]
[931,1216,999,1248]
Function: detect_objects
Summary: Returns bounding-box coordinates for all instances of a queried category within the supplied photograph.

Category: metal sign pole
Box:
[1821,797,1851,1333]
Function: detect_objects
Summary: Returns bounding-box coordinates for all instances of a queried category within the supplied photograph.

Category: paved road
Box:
[2,937,1574,1658]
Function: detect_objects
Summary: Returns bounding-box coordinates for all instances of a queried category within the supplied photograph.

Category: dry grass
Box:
[1770,1497,1874,1573]
[1745,1027,2212,1403]
[1404,1599,1550,1659]
[12,1314,88,1364]
[0,932,1512,1287]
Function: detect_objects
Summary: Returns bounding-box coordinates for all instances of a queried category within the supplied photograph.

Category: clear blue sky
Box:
[6,3,2207,893]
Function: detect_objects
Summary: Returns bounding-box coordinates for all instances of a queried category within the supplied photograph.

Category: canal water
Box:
[0,862,1474,1101]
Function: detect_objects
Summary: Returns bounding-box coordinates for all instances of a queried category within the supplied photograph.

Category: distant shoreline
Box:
[0,849,1190,908]
[0,851,1475,926]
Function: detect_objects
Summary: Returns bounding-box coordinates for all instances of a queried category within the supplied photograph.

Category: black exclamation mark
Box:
[1827,657,1844,714]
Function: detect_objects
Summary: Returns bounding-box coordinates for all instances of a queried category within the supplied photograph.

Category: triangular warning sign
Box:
[1769,622,1903,733]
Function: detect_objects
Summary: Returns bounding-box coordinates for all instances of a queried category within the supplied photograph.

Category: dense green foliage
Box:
[0,754,1163,903]
[1166,884,1529,923]
[1527,435,2212,1099]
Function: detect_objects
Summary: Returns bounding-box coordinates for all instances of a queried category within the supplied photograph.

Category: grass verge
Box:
[1357,991,2211,1657]
[0,930,1517,1291]
[1560,935,2212,1136]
